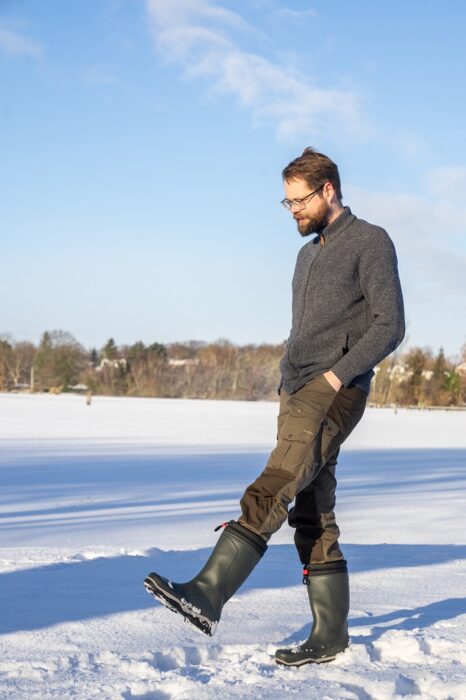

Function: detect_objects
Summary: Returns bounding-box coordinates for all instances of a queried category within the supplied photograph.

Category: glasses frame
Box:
[281,184,325,211]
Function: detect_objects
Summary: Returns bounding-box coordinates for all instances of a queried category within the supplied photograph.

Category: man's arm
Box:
[330,228,405,388]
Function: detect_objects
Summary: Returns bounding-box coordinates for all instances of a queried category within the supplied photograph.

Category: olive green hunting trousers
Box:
[238,375,367,564]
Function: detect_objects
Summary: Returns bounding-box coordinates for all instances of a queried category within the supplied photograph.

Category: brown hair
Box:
[282,147,342,201]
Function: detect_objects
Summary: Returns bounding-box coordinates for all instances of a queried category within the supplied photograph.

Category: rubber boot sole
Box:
[275,652,337,666]
[144,574,217,637]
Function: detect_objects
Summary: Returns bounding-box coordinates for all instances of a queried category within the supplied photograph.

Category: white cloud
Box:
[345,181,466,354]
[0,25,43,58]
[345,183,466,297]
[80,66,119,86]
[382,128,430,162]
[346,184,466,247]
[145,0,371,141]
[148,0,250,33]
[425,166,466,197]
[273,7,318,21]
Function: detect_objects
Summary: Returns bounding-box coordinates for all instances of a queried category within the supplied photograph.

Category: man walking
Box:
[145,147,405,666]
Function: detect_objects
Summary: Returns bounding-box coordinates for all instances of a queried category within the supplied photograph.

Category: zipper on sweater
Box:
[296,235,325,332]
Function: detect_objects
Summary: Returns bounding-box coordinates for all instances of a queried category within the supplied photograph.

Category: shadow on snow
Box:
[0,543,465,637]
[1,448,465,531]
[1,446,465,642]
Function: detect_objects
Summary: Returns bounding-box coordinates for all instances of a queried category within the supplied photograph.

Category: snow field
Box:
[0,393,465,699]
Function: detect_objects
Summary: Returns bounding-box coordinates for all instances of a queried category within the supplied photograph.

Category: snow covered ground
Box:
[1,393,465,699]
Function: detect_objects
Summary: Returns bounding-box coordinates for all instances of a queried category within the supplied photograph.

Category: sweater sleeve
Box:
[330,228,405,387]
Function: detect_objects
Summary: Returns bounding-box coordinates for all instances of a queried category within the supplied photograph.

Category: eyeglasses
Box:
[281,184,324,211]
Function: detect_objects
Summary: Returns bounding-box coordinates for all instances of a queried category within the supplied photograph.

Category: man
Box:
[144,147,405,666]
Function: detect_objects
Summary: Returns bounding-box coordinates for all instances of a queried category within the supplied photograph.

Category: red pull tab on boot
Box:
[302,566,310,585]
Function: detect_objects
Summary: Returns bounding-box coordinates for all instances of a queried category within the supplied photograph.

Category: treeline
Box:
[1,330,465,406]
[371,346,465,407]
[0,331,283,401]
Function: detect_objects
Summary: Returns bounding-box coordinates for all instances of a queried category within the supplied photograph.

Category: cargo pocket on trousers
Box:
[268,439,293,467]
[279,408,320,472]
[268,431,315,472]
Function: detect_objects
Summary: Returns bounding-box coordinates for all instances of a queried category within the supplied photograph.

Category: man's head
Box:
[282,147,343,237]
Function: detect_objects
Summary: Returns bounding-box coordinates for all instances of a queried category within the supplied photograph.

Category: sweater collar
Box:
[317,206,355,243]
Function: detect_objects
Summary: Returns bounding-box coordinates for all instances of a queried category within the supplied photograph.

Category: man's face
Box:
[283,178,331,237]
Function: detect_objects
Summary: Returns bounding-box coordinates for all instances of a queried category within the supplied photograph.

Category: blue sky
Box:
[1,0,465,358]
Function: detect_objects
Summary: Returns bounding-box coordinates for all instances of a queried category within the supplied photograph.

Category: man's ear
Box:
[322,181,334,201]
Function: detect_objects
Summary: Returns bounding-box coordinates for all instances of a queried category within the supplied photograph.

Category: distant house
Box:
[70,383,88,392]
[12,383,31,392]
[455,361,466,377]
[389,363,411,381]
[168,358,200,367]
[96,358,128,372]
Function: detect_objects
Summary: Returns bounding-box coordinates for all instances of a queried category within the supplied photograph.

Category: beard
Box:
[295,198,331,237]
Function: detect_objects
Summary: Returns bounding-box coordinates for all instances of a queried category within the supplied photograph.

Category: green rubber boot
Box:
[144,521,267,636]
[275,560,349,666]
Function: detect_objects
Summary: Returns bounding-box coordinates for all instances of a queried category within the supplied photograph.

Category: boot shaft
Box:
[194,521,267,611]
[306,560,349,647]
[274,560,350,665]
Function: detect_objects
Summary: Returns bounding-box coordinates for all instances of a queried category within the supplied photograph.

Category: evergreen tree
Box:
[89,348,99,367]
[101,338,117,360]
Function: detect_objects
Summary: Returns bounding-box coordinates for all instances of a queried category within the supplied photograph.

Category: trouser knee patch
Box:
[240,468,295,530]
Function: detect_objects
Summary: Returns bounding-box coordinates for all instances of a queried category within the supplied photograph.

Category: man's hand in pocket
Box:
[323,370,343,392]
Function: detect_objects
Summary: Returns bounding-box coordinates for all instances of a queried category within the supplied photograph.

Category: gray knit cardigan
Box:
[279,206,405,395]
